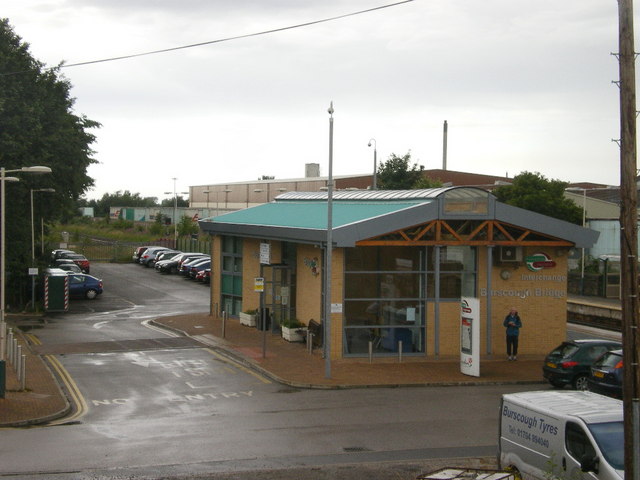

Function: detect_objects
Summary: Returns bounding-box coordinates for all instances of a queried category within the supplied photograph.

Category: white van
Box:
[498,391,623,480]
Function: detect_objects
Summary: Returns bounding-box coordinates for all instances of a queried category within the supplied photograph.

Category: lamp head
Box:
[22,166,52,174]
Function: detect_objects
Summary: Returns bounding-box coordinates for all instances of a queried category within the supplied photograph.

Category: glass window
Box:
[221,236,243,314]
[343,245,477,356]
[566,422,597,463]
[587,421,624,471]
[344,246,425,356]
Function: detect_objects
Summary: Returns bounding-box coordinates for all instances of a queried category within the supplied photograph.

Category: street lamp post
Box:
[164,178,179,247]
[1,166,52,358]
[31,188,56,261]
[30,188,55,311]
[368,138,377,190]
[325,102,335,379]
[164,178,188,248]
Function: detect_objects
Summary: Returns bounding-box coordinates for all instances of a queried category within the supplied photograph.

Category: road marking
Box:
[92,398,129,406]
[45,355,88,425]
[168,391,254,402]
[26,334,88,426]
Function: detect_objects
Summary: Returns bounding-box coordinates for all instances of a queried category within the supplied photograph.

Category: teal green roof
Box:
[214,201,426,230]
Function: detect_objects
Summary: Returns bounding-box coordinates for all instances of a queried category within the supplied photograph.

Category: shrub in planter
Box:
[239,309,258,327]
[281,319,306,342]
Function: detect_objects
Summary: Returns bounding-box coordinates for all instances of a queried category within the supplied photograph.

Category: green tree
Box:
[1,19,99,308]
[377,152,436,190]
[493,171,583,224]
[81,191,159,217]
[177,215,199,237]
[160,195,188,207]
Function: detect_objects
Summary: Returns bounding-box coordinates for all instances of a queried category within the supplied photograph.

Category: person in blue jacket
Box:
[503,307,522,361]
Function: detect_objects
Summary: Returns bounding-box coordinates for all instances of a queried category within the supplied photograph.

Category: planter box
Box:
[281,326,307,342]
[239,312,257,327]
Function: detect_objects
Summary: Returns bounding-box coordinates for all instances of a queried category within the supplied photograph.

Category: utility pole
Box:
[616,1,639,479]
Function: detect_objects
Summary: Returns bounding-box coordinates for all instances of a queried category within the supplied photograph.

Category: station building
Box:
[198,187,598,359]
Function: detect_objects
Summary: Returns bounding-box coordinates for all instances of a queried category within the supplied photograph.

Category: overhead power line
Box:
[3,0,413,75]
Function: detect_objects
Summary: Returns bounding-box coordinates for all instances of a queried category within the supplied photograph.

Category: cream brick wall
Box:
[296,245,323,324]
[210,235,221,317]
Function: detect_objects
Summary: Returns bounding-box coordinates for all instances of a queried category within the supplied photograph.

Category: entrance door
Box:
[263,265,296,329]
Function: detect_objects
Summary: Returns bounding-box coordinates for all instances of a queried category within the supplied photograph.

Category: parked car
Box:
[588,349,624,399]
[68,274,103,299]
[187,259,211,279]
[51,249,75,261]
[179,256,210,276]
[154,250,181,264]
[138,246,171,267]
[53,254,90,274]
[156,253,207,274]
[132,246,150,263]
[542,339,622,390]
[54,262,83,274]
[195,268,210,283]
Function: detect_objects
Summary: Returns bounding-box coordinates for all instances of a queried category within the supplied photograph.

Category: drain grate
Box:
[343,446,371,452]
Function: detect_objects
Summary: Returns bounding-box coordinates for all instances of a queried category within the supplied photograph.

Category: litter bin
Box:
[257,308,271,331]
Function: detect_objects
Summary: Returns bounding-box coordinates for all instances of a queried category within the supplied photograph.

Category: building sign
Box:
[525,252,556,272]
[254,277,264,292]
[260,242,271,265]
[460,297,480,377]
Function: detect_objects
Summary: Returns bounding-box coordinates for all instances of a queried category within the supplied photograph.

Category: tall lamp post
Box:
[30,188,55,311]
[31,188,56,261]
[1,166,52,332]
[368,138,377,190]
[325,102,335,379]
[164,178,188,248]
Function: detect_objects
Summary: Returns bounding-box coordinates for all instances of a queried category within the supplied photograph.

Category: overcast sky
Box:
[3,1,626,200]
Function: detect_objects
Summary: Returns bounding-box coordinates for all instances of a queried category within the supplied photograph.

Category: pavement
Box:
[0,311,550,429]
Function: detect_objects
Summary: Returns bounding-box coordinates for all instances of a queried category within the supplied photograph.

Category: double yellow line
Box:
[25,334,88,425]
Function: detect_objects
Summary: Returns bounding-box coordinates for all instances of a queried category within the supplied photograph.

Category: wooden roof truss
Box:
[357,219,573,247]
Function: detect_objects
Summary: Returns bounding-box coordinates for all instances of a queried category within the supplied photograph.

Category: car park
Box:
[542,339,622,390]
[587,349,623,399]
[68,273,103,299]
[138,246,171,267]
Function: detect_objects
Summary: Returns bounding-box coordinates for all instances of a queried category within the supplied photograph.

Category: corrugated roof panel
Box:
[276,186,493,202]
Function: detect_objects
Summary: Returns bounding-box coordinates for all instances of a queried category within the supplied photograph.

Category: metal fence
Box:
[67,235,210,263]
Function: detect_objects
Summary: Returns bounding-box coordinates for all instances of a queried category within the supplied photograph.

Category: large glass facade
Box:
[343,245,476,356]
[221,236,243,316]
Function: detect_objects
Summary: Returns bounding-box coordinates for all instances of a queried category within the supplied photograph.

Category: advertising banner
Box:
[460,297,480,377]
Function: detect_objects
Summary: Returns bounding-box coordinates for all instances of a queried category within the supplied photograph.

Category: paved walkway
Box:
[1,312,547,428]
